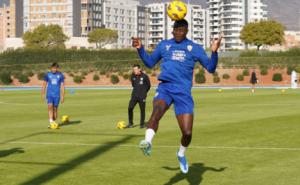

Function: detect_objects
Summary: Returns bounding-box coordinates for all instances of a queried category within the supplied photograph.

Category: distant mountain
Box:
[0,0,9,6]
[267,0,300,31]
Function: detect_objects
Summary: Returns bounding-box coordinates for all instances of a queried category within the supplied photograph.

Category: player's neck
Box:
[174,37,187,43]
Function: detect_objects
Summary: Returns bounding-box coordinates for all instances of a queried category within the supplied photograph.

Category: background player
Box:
[42,62,65,127]
[132,19,222,174]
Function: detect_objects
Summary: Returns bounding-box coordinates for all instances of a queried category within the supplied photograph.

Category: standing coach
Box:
[126,64,151,129]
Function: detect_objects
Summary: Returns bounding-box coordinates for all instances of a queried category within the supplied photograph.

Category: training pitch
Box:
[0,88,300,185]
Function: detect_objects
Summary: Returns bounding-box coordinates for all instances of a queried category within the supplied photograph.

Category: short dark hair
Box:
[173,19,189,28]
[51,62,59,68]
[133,64,140,69]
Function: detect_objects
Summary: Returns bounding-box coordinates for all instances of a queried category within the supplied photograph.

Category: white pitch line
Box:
[7,141,300,152]
[0,101,30,106]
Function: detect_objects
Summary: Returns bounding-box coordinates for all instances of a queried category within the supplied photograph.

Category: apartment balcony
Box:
[224,39,241,44]
[149,26,164,31]
[223,33,240,38]
[209,5,219,10]
[211,28,220,33]
[149,22,163,26]
[149,14,164,19]
[208,0,219,3]
[193,27,204,31]
[221,2,241,7]
[221,14,243,19]
[150,34,164,38]
[222,20,241,25]
[150,8,164,13]
[222,27,241,33]
[210,10,219,15]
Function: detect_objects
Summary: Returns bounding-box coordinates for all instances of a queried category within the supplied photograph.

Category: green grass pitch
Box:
[0,88,300,185]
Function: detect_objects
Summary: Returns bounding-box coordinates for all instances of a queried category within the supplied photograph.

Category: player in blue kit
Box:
[132,19,222,174]
[42,63,65,127]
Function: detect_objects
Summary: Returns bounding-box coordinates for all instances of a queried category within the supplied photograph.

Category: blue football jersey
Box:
[44,72,65,97]
[138,38,218,91]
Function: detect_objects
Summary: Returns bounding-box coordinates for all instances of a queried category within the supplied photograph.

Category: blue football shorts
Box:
[154,82,194,115]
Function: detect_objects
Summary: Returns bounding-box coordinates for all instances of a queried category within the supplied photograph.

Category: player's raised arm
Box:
[131,37,162,68]
[195,36,222,73]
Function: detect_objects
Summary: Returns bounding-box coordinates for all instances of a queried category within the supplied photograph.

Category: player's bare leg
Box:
[47,104,54,128]
[176,114,194,173]
[53,107,58,121]
[139,100,169,156]
[48,104,54,122]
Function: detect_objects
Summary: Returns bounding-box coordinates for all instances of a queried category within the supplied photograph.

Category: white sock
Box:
[49,119,53,123]
[145,129,155,144]
[178,144,187,157]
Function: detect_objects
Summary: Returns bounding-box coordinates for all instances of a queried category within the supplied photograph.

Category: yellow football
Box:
[167,0,187,21]
[117,121,126,129]
[50,122,59,129]
[61,115,69,124]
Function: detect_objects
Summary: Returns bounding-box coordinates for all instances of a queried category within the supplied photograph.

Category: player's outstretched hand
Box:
[211,35,223,53]
[131,37,142,49]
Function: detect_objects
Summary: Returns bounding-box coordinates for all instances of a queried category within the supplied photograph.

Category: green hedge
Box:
[240,48,300,57]
[37,72,46,80]
[236,74,244,81]
[0,71,13,85]
[195,71,206,84]
[242,69,250,76]
[222,73,230,79]
[213,76,220,83]
[73,76,84,84]
[0,48,140,64]
[110,74,120,84]
[93,74,100,81]
[15,73,30,83]
[260,67,268,76]
[272,73,283,82]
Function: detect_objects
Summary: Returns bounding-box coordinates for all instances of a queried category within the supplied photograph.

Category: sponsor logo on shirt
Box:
[171,50,186,62]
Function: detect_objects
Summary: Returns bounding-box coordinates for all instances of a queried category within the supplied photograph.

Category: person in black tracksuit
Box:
[127,64,151,129]
[250,70,258,93]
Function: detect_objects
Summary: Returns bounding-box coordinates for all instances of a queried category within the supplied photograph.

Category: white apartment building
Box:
[207,0,267,50]
[146,3,208,49]
[22,0,81,37]
[103,0,140,48]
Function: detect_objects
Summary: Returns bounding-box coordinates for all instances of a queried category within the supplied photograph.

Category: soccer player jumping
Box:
[42,63,65,128]
[132,19,222,174]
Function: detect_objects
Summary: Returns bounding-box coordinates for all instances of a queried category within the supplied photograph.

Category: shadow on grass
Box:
[0,131,143,146]
[0,160,62,166]
[163,163,226,185]
[0,147,25,158]
[19,135,134,185]
[59,120,82,127]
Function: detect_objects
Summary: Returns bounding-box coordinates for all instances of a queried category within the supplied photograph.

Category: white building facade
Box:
[207,0,267,50]
[103,0,140,48]
[22,0,81,37]
[146,3,208,49]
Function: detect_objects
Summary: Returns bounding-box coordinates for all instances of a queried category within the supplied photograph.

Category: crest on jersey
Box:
[166,45,171,51]
[187,45,193,52]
